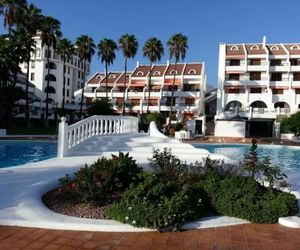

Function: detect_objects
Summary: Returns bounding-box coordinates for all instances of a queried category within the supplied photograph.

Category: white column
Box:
[57,117,68,158]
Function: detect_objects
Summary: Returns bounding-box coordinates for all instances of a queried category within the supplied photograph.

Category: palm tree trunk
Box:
[79,61,86,120]
[147,62,153,113]
[45,47,50,128]
[25,59,30,127]
[61,57,66,112]
[168,60,178,129]
[122,57,128,116]
[105,61,108,99]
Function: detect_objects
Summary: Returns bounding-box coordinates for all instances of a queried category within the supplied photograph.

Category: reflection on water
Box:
[194,144,300,171]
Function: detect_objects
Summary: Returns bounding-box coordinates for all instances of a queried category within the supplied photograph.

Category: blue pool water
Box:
[194,144,300,172]
[0,140,57,168]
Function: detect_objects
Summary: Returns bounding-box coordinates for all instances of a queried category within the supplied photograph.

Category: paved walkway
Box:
[1,224,300,249]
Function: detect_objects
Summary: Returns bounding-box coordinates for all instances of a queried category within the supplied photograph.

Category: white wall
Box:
[214,120,246,137]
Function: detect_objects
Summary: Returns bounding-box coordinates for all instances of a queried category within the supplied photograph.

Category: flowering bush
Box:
[106,174,209,231]
[57,152,143,203]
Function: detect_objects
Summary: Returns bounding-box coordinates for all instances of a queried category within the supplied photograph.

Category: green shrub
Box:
[58,152,143,203]
[139,112,165,132]
[205,175,298,223]
[106,174,209,231]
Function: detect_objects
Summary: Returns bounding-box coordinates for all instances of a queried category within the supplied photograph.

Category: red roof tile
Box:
[283,44,300,55]
[226,45,245,56]
[266,45,287,55]
[245,44,266,54]
[165,63,185,75]
[183,63,202,75]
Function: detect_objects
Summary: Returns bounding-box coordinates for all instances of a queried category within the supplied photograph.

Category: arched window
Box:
[137,71,144,76]
[170,70,178,74]
[225,101,242,111]
[109,74,116,78]
[153,71,161,76]
[188,69,196,74]
[274,102,290,109]
[230,46,239,51]
[44,86,56,94]
[250,101,267,108]
[270,46,279,51]
[45,74,56,81]
[290,45,300,50]
[250,45,259,50]
[96,75,102,79]
[45,62,57,69]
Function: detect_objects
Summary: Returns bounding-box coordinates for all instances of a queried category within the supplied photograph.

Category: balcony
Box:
[225,76,269,87]
[247,61,268,71]
[269,78,290,88]
[269,61,290,72]
[291,65,300,72]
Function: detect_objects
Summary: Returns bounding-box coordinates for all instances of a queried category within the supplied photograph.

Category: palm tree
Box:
[40,16,61,127]
[97,38,118,98]
[118,34,138,115]
[167,33,188,127]
[56,38,74,113]
[22,4,42,127]
[75,35,95,119]
[143,37,164,113]
[0,0,27,32]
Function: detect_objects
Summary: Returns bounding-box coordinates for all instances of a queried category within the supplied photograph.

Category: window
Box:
[67,78,70,86]
[31,61,35,69]
[188,69,196,74]
[153,71,161,76]
[228,74,240,81]
[270,60,282,66]
[296,89,300,94]
[271,73,282,81]
[290,45,300,50]
[24,63,28,69]
[67,89,69,97]
[45,62,57,69]
[250,45,259,50]
[170,70,178,74]
[294,73,300,81]
[36,49,41,58]
[273,89,284,95]
[68,67,70,74]
[137,71,144,76]
[290,59,300,66]
[225,88,240,93]
[229,60,240,66]
[30,73,35,81]
[78,71,80,78]
[230,46,239,51]
[250,88,262,93]
[45,49,51,58]
[44,86,56,94]
[45,74,56,81]
[250,59,261,65]
[270,46,279,50]
[250,72,261,81]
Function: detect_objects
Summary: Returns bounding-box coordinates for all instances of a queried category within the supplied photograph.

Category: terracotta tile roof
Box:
[283,44,300,55]
[116,72,131,85]
[150,65,167,76]
[165,63,185,75]
[226,45,245,56]
[131,65,151,77]
[245,44,266,54]
[183,63,202,75]
[87,73,104,84]
[100,72,123,84]
[266,45,287,55]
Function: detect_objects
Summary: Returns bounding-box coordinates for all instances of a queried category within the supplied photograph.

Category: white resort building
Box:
[83,61,207,129]
[19,33,90,119]
[215,37,300,138]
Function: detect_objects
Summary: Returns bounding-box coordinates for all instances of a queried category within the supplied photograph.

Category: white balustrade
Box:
[57,115,139,158]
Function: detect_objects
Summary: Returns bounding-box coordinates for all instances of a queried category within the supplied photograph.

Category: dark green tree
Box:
[87,99,114,116]
[97,38,118,98]
[143,37,164,113]
[118,34,138,115]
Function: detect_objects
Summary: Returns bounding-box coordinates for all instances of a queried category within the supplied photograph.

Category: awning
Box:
[164,82,181,86]
[270,86,289,90]
[224,85,245,89]
[130,83,146,87]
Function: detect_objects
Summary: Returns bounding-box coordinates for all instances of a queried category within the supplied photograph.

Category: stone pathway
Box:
[1,224,300,249]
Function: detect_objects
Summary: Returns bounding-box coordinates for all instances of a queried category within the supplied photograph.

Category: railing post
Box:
[57,117,68,158]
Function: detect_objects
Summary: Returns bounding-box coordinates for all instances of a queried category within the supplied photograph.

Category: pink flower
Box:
[70,182,76,189]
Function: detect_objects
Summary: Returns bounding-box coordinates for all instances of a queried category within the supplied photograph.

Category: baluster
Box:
[109,119,112,134]
[105,119,108,134]
[68,131,72,148]
[100,119,103,135]
[96,119,99,135]
[81,124,85,142]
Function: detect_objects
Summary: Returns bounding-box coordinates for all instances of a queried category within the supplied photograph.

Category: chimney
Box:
[262,36,267,46]
[136,61,139,67]
[167,60,170,66]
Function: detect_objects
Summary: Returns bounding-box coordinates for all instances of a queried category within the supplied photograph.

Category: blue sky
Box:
[1,0,300,86]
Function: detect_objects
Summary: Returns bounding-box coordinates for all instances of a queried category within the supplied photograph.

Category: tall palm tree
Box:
[75,35,95,119]
[97,38,118,98]
[40,16,61,127]
[143,37,164,113]
[167,33,188,127]
[0,0,27,32]
[22,4,42,127]
[118,33,138,115]
[56,38,74,113]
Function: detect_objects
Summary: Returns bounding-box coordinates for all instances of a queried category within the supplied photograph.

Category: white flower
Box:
[164,222,168,226]
[143,197,147,200]
[128,206,132,210]
[198,198,202,203]
[184,195,188,199]
[132,220,137,225]
[125,216,129,220]
[158,203,162,207]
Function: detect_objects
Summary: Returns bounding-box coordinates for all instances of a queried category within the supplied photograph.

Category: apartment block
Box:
[215,37,300,137]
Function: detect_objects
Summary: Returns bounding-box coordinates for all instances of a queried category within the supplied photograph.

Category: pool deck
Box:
[1,224,300,249]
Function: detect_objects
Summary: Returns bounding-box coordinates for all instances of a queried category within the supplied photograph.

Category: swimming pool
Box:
[0,140,57,168]
[193,144,300,172]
